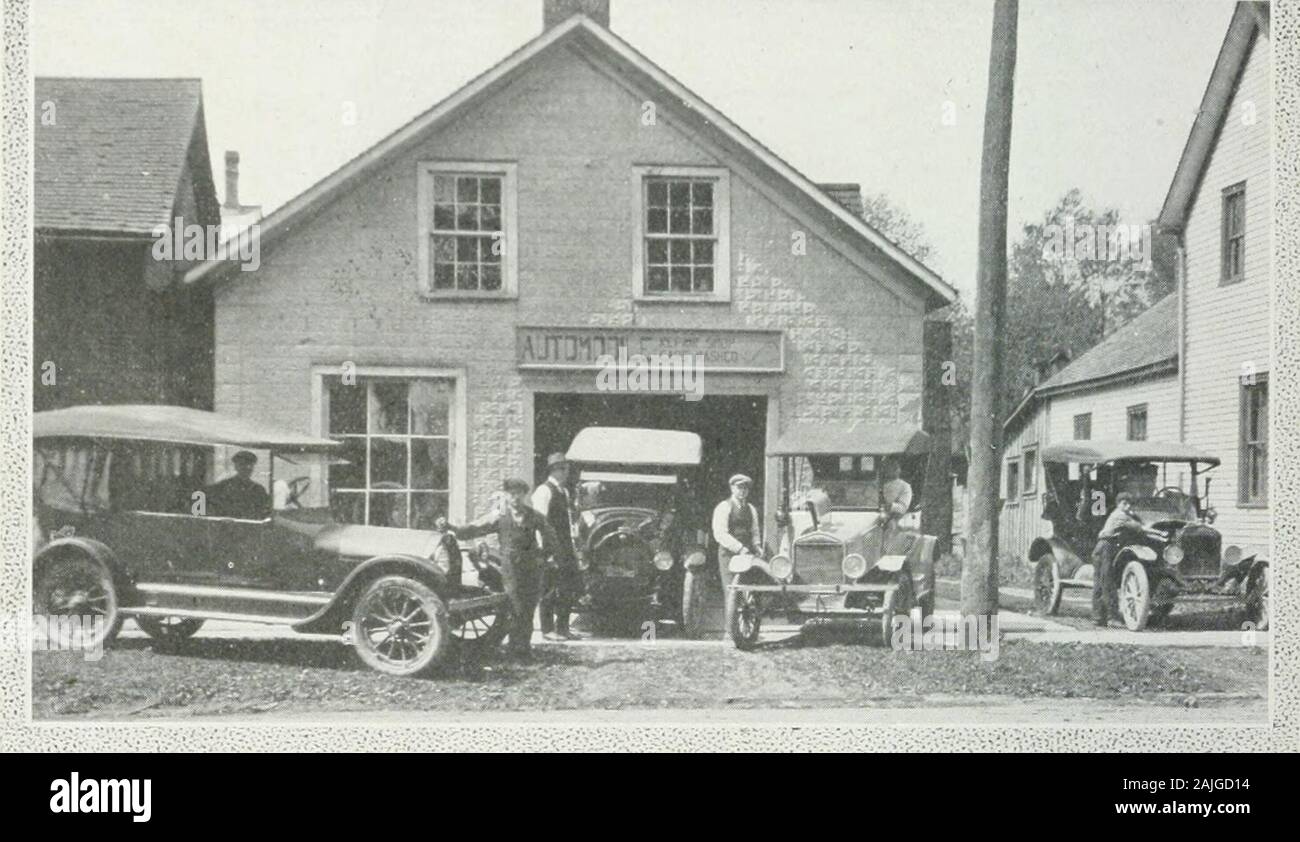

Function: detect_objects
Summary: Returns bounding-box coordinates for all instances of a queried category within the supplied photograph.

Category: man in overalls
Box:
[446,478,557,660]
[711,474,764,589]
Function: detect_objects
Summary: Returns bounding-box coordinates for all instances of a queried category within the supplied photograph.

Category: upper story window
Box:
[1127,404,1148,441]
[418,162,518,298]
[1073,412,1092,441]
[1239,373,1268,506]
[1022,448,1037,496]
[1221,182,1246,284]
[632,166,731,302]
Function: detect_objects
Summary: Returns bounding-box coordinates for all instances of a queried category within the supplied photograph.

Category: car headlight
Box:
[1162,545,1184,565]
[770,554,793,581]
[653,549,674,571]
[842,553,867,580]
[1223,545,1242,565]
[684,550,706,569]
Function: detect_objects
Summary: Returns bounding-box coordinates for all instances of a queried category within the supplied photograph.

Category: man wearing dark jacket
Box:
[533,452,582,640]
[446,478,558,659]
[1091,491,1145,627]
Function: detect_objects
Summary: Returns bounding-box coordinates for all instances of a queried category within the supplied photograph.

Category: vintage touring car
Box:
[566,426,708,633]
[1028,440,1268,631]
[725,422,938,650]
[32,405,509,676]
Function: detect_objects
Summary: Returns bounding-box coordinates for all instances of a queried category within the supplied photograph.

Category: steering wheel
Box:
[1154,486,1189,501]
[285,476,311,508]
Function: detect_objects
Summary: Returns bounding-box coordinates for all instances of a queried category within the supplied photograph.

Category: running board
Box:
[120,605,305,626]
[133,582,331,606]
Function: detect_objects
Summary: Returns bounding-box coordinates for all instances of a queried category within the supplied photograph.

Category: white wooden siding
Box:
[1181,29,1271,555]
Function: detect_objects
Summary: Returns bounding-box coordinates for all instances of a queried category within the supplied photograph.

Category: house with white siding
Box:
[999,1,1271,573]
[1158,1,1271,565]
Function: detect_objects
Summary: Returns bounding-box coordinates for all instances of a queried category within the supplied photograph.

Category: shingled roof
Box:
[35,78,216,235]
[1037,295,1178,394]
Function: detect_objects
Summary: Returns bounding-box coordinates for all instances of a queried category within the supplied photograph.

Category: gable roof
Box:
[182,15,954,306]
[1004,295,1179,431]
[35,78,217,236]
[1157,2,1269,232]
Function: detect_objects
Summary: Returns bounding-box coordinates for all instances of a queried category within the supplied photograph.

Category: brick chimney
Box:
[819,183,864,219]
[224,150,241,210]
[543,0,609,30]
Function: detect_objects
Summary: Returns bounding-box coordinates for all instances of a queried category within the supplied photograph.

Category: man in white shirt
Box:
[711,474,763,589]
[532,452,582,640]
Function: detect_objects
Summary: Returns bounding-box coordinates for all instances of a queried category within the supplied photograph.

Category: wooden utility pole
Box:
[962,0,1018,618]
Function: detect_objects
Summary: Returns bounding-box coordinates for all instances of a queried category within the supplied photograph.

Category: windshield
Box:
[1045,459,1201,524]
[576,475,678,511]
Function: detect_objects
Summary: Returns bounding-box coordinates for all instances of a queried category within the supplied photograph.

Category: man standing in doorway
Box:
[533,452,582,641]
[444,478,557,660]
[711,474,764,589]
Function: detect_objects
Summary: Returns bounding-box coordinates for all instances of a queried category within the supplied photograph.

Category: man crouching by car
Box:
[443,478,558,660]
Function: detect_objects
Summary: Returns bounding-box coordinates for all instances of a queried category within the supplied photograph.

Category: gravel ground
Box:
[32,630,1267,720]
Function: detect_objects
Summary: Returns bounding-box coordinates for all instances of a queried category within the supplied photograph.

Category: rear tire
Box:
[726,585,761,650]
[1118,561,1151,631]
[450,607,508,654]
[136,616,205,641]
[351,575,450,677]
[1033,556,1062,615]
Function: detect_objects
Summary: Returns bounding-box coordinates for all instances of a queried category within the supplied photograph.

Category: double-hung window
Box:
[1239,374,1268,505]
[633,166,730,301]
[1221,182,1246,284]
[418,162,517,297]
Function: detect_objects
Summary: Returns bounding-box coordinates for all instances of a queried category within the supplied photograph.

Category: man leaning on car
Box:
[444,478,558,660]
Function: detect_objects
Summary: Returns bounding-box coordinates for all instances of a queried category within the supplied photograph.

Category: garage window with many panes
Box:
[418,162,517,297]
[324,376,455,528]
[633,166,730,301]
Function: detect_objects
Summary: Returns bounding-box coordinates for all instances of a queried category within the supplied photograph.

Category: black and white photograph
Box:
[4,0,1296,767]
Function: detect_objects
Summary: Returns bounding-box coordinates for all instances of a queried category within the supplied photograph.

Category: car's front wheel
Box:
[726,585,761,650]
[351,575,450,677]
[1247,564,1269,631]
[33,553,122,650]
[1118,561,1152,631]
[880,573,913,647]
[136,616,205,642]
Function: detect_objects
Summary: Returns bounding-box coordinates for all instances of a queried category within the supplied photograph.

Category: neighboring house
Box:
[34,78,220,410]
[1000,296,1179,559]
[184,0,955,530]
[1159,1,1271,560]
[998,1,1271,568]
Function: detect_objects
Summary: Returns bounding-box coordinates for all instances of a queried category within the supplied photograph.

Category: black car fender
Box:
[1028,535,1086,579]
[33,536,136,600]
[292,553,453,635]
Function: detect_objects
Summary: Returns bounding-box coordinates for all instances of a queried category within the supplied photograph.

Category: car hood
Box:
[310,523,443,559]
[579,506,661,529]
[789,510,882,545]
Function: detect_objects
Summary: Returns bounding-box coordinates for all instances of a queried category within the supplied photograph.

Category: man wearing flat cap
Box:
[205,450,270,520]
[533,452,582,640]
[445,477,558,659]
[711,473,764,589]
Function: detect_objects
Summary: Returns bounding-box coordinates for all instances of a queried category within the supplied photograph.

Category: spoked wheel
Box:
[1247,564,1269,631]
[1118,561,1151,631]
[450,608,508,653]
[880,573,913,647]
[136,616,205,642]
[1033,556,1062,615]
[681,568,709,639]
[351,575,450,677]
[726,585,761,650]
[33,554,121,650]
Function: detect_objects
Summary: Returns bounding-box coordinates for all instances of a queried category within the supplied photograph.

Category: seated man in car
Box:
[205,450,271,520]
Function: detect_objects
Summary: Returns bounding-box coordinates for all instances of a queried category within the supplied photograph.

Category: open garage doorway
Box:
[534,392,768,520]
